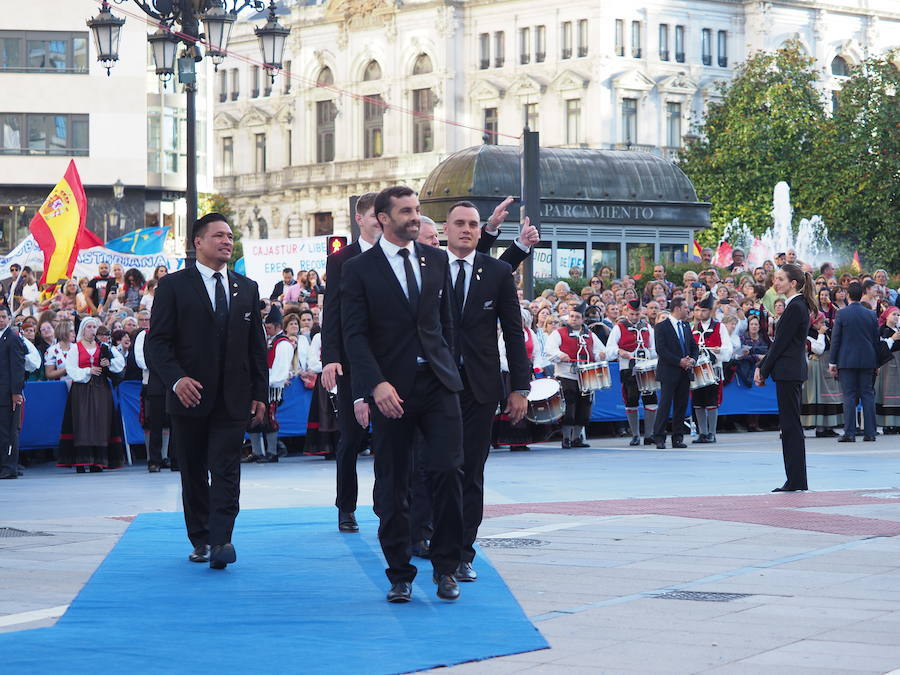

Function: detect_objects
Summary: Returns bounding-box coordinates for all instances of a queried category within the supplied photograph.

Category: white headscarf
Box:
[76,317,101,342]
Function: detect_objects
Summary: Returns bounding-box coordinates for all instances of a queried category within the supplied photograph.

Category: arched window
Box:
[412,53,433,75]
[316,66,334,86]
[363,60,382,81]
[831,56,849,77]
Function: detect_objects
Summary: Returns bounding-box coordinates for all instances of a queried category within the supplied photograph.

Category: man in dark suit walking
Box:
[829,281,881,442]
[444,201,530,582]
[321,191,381,533]
[341,185,464,604]
[146,213,268,569]
[0,306,26,480]
[652,297,698,449]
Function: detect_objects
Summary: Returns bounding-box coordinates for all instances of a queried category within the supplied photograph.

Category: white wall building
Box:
[213,0,899,248]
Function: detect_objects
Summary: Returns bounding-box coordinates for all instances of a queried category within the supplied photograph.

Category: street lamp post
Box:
[111,178,125,241]
[86,0,291,266]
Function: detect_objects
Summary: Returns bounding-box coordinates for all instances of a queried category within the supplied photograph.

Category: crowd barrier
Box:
[21,366,777,452]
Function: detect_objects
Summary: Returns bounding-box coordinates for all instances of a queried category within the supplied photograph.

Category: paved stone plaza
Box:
[2,430,899,673]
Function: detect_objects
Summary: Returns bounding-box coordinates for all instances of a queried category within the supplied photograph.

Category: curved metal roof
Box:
[421,144,700,204]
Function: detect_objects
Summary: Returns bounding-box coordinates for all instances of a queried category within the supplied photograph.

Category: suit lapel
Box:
[189,266,215,320]
[372,244,415,317]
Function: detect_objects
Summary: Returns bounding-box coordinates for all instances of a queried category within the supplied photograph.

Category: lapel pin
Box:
[233,282,238,288]
[232,292,238,297]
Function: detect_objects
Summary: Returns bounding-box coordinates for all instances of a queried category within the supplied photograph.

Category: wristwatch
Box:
[512,390,530,397]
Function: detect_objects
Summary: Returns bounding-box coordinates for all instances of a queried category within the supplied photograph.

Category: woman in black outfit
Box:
[756,263,817,492]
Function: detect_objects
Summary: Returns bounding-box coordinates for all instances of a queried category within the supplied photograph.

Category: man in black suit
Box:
[652,297,698,449]
[756,264,812,491]
[320,191,381,533]
[269,267,296,301]
[146,213,268,569]
[444,201,530,582]
[341,185,464,603]
[0,306,26,480]
[829,281,880,442]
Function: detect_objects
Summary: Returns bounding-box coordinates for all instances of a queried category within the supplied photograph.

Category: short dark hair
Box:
[670,297,687,311]
[862,279,876,293]
[22,266,32,274]
[752,283,765,299]
[374,186,416,218]
[282,267,294,275]
[0,306,9,318]
[820,262,833,273]
[355,191,378,215]
[9,264,20,272]
[847,281,863,301]
[447,200,479,220]
[192,212,229,240]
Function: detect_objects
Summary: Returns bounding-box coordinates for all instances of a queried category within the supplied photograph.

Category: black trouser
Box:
[0,404,18,478]
[560,378,592,426]
[776,379,808,490]
[621,368,659,408]
[691,383,719,408]
[146,393,168,465]
[459,373,498,564]
[371,366,463,584]
[171,402,246,548]
[654,374,690,443]
[409,430,434,545]
[334,373,368,513]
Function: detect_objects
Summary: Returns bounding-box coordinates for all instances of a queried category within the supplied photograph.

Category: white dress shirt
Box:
[448,249,477,309]
[306,332,323,374]
[269,332,294,386]
[669,315,691,353]
[694,319,734,363]
[22,337,41,372]
[358,237,376,253]
[195,260,230,311]
[65,342,125,384]
[807,333,825,356]
[379,236,420,299]
[18,283,40,317]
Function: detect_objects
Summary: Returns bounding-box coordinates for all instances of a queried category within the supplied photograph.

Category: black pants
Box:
[654,374,690,443]
[621,368,658,409]
[409,430,434,545]
[459,375,498,564]
[146,393,169,465]
[560,378,592,426]
[334,373,368,513]
[171,406,246,548]
[0,404,18,478]
[776,379,808,489]
[371,366,463,584]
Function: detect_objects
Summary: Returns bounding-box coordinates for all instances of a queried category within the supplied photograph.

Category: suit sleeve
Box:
[269,281,282,301]
[341,260,385,400]
[760,305,798,379]
[654,324,681,369]
[321,252,342,366]
[248,280,268,403]
[498,241,530,270]
[10,336,26,394]
[145,274,187,390]
[828,311,843,367]
[477,226,499,253]
[497,267,530,393]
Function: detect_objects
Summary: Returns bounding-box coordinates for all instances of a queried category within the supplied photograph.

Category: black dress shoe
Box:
[387,581,412,603]
[148,464,160,473]
[561,438,571,449]
[772,484,805,492]
[692,434,708,444]
[838,436,855,443]
[189,545,210,563]
[572,440,590,448]
[656,442,666,450]
[209,543,236,570]
[433,574,460,601]
[672,441,688,449]
[863,436,876,442]
[0,473,17,480]
[411,540,431,558]
[256,454,278,463]
[644,437,655,446]
[629,436,641,446]
[338,510,359,533]
[455,562,477,582]
[707,434,716,443]
[240,454,258,464]
[509,445,530,451]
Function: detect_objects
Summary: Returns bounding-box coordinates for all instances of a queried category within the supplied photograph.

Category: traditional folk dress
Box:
[605,318,658,444]
[304,332,339,456]
[801,329,844,431]
[690,318,733,442]
[875,324,900,430]
[545,325,604,446]
[493,326,553,449]
[56,341,126,471]
[248,330,294,459]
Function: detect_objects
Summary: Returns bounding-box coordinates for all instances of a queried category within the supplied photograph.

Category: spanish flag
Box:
[29,161,87,285]
[691,240,703,263]
[851,251,862,273]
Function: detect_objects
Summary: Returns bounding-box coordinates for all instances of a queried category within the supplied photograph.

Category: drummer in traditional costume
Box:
[247,306,293,462]
[56,317,126,472]
[876,307,900,433]
[605,299,658,446]
[690,293,732,444]
[801,311,843,435]
[545,303,604,448]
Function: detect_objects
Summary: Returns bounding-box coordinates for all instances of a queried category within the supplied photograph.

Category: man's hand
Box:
[679,357,693,370]
[504,392,528,425]
[754,368,764,386]
[250,400,266,426]
[517,218,539,247]
[828,364,838,377]
[618,349,633,359]
[373,381,404,419]
[90,366,103,376]
[99,358,110,367]
[557,353,571,363]
[175,376,203,408]
[487,196,515,229]
[354,400,370,428]
[11,394,23,408]
[322,362,343,391]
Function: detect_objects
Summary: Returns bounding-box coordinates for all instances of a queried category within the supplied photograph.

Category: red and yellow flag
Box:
[29,160,87,285]
[851,251,862,273]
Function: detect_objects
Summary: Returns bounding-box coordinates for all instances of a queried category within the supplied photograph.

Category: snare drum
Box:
[526,378,566,424]
[633,358,660,394]
[576,361,612,393]
[691,354,718,390]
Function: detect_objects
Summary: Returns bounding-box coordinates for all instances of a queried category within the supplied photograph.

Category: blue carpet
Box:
[2,508,547,674]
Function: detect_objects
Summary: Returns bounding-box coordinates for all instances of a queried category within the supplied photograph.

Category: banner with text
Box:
[242,236,329,298]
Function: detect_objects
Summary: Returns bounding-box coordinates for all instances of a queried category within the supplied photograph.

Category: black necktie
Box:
[213,272,228,339]
[398,249,419,314]
[454,259,466,316]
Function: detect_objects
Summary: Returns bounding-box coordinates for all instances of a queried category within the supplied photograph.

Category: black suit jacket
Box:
[0,328,26,401]
[829,302,879,370]
[759,296,810,382]
[146,266,268,420]
[477,228,530,270]
[455,252,530,404]
[321,240,362,368]
[654,319,699,384]
[341,242,462,401]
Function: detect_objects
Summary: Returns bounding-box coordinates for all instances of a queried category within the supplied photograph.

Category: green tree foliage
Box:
[197,193,242,267]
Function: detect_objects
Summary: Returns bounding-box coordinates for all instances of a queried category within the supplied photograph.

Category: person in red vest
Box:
[691,293,733,443]
[545,303,604,448]
[247,305,294,462]
[605,299,658,446]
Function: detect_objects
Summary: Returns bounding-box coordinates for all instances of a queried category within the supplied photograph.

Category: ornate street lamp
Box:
[201,1,237,70]
[255,1,290,83]
[147,28,179,81]
[86,1,126,76]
